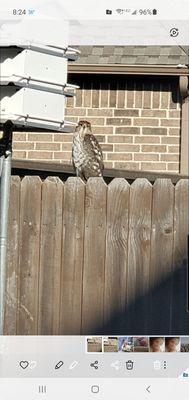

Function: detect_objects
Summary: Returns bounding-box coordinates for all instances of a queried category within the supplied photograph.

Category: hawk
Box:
[72,120,104,180]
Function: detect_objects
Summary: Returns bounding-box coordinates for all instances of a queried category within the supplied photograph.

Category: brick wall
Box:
[13,75,181,173]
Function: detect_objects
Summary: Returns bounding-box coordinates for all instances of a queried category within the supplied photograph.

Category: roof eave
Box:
[68,63,189,76]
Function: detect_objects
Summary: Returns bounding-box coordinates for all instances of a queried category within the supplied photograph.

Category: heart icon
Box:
[20,361,29,370]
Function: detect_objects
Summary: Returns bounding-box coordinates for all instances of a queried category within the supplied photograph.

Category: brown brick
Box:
[13,151,26,159]
[141,162,166,171]
[169,110,181,118]
[54,152,71,160]
[107,118,131,126]
[126,91,134,108]
[117,81,125,108]
[87,108,113,116]
[13,133,26,141]
[152,84,160,108]
[135,83,142,108]
[143,88,152,109]
[109,82,117,108]
[167,163,179,171]
[126,82,134,108]
[114,144,140,152]
[28,133,53,141]
[101,144,113,152]
[161,90,169,109]
[84,117,104,126]
[104,161,113,169]
[135,136,160,144]
[54,134,73,142]
[134,118,159,126]
[134,153,159,161]
[100,81,109,108]
[103,152,107,161]
[65,108,86,116]
[160,154,179,162]
[28,151,53,159]
[61,143,72,151]
[114,162,140,170]
[168,145,180,153]
[161,136,180,144]
[108,135,133,143]
[93,126,113,135]
[66,96,75,108]
[92,91,100,108]
[114,109,139,117]
[161,119,180,127]
[95,135,106,143]
[169,128,180,136]
[83,81,92,107]
[36,142,60,151]
[107,153,132,161]
[142,128,167,135]
[116,127,140,135]
[75,88,83,107]
[13,142,34,150]
[142,145,166,153]
[141,110,166,118]
[65,117,78,123]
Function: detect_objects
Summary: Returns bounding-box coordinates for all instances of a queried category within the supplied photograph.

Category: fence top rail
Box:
[11,159,189,184]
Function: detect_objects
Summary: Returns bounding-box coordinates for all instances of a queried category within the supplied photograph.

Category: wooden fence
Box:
[4,176,189,335]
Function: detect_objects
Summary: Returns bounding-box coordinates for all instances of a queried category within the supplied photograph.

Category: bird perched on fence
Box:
[72,120,104,181]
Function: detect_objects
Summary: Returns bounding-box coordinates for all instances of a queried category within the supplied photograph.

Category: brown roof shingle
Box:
[71,45,189,65]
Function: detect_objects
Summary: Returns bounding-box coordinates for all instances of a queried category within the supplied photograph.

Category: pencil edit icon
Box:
[55,361,64,370]
[69,361,79,370]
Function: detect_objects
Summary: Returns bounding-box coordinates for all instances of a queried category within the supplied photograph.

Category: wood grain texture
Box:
[150,179,174,333]
[82,178,107,334]
[4,176,20,335]
[17,176,42,335]
[3,176,189,335]
[171,179,189,333]
[104,178,130,329]
[38,177,63,335]
[12,159,188,183]
[127,178,152,332]
[60,177,85,334]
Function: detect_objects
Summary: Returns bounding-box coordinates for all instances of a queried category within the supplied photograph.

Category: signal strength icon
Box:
[132,10,137,15]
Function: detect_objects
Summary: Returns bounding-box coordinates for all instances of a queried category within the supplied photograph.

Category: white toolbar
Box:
[0,378,189,400]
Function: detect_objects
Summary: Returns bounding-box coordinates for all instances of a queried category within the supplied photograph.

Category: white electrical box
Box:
[0,86,74,132]
[0,47,79,93]
[0,20,80,132]
[0,48,68,87]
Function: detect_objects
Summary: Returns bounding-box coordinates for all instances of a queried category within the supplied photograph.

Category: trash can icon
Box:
[126,360,134,370]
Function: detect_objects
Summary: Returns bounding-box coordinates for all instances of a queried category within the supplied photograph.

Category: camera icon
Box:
[106,9,112,15]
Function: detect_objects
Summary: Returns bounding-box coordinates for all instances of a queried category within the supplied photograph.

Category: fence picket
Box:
[38,177,63,335]
[149,179,175,334]
[104,178,130,332]
[17,176,42,335]
[4,176,20,335]
[171,179,189,333]
[82,178,107,334]
[127,178,152,332]
[60,177,85,334]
